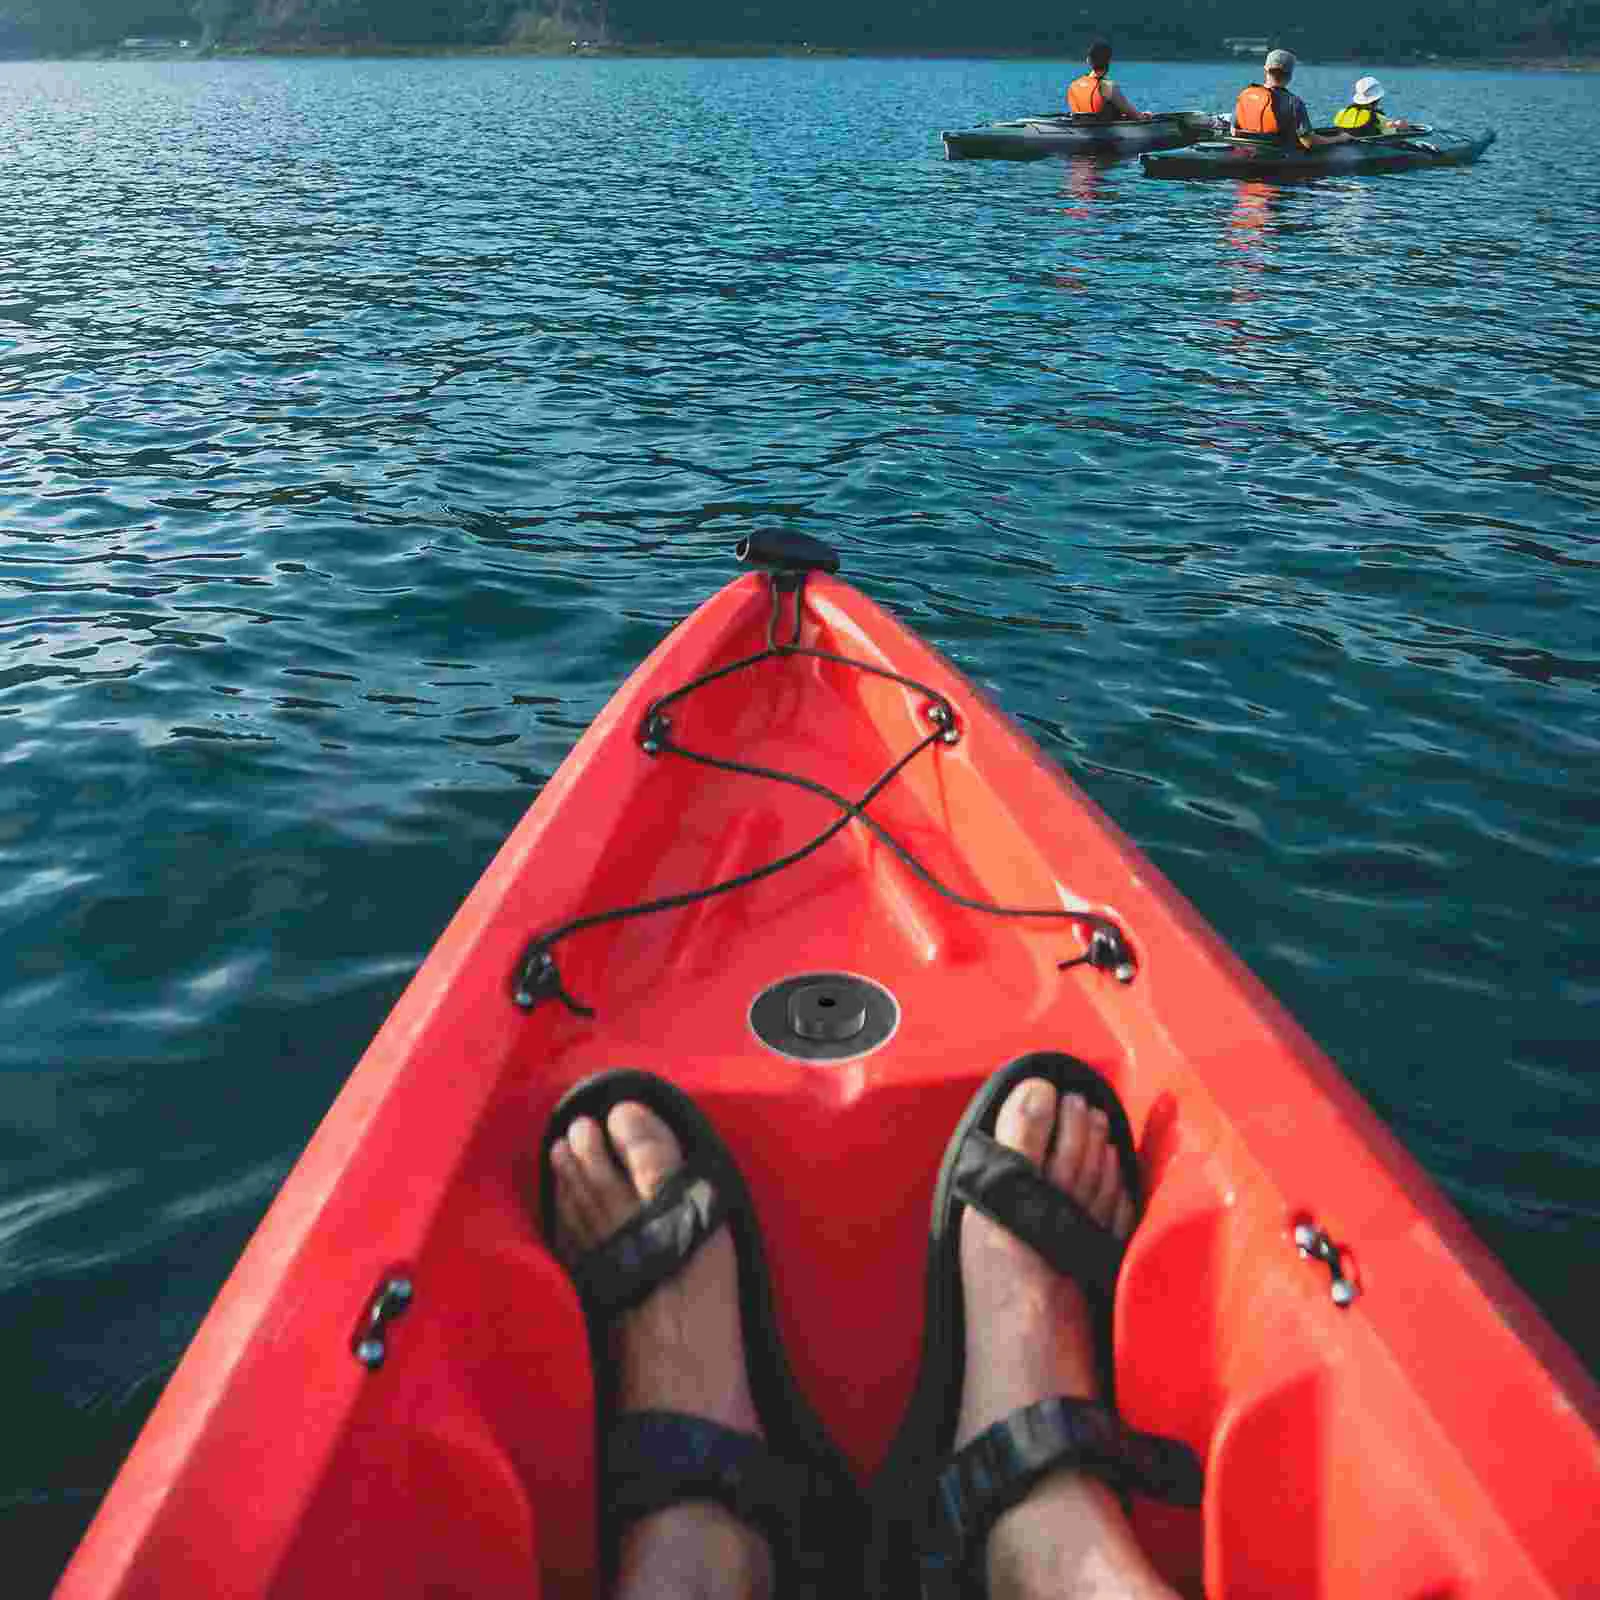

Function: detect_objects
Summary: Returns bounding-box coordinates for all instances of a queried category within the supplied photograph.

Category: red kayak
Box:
[58,539,1600,1597]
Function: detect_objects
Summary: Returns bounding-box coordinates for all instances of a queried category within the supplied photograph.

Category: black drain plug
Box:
[750,972,898,1062]
[788,981,868,1042]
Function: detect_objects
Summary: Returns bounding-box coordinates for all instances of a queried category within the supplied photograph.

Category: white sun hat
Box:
[1352,76,1386,105]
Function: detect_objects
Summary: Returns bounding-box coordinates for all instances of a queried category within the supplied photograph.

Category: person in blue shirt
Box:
[1232,49,1350,149]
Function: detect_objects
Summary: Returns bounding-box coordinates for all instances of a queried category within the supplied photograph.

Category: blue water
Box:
[2,53,1596,1589]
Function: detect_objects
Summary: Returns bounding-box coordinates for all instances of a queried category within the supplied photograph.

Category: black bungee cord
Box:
[511,537,1135,1017]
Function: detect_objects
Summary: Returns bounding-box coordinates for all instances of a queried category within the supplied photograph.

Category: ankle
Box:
[986,1473,1178,1600]
[615,1501,774,1600]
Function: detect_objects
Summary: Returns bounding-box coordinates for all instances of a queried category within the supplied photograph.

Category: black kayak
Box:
[943,111,1222,161]
[1141,127,1495,179]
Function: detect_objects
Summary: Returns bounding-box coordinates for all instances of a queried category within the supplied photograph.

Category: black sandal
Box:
[540,1069,867,1598]
[871,1053,1203,1598]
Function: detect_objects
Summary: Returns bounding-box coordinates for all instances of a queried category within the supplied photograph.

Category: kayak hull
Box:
[943,112,1220,161]
[1142,127,1496,179]
[57,565,1600,1599]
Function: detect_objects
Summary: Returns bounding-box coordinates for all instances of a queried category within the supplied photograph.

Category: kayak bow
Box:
[58,540,1600,1599]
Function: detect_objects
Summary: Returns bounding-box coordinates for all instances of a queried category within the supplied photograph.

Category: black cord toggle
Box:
[1085,924,1137,983]
[925,701,961,746]
[1056,922,1137,983]
[511,946,596,1017]
[640,708,672,755]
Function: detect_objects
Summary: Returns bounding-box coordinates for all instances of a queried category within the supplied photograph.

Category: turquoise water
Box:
[2,53,1596,1587]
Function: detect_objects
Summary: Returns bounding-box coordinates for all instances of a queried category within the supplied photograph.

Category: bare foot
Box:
[956,1079,1177,1600]
[552,1102,773,1600]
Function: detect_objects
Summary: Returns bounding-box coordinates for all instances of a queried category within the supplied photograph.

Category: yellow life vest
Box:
[1334,104,1381,133]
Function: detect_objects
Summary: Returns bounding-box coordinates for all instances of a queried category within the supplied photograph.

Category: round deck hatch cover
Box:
[749,972,898,1062]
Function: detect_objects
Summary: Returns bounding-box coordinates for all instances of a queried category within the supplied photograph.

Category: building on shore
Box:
[117,37,196,57]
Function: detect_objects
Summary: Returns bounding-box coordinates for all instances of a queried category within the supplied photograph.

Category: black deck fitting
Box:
[735,530,841,578]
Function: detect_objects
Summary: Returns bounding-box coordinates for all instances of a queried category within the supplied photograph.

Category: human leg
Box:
[552,1103,774,1600]
[956,1078,1178,1600]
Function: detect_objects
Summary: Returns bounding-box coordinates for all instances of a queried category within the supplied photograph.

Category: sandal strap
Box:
[569,1166,726,1321]
[920,1397,1204,1596]
[952,1132,1125,1305]
[607,1411,844,1590]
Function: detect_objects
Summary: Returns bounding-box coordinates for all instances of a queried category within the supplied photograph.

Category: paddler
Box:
[1333,76,1418,136]
[1067,40,1154,122]
[1232,48,1350,148]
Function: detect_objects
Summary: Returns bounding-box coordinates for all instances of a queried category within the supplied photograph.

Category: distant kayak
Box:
[1142,127,1496,179]
[943,111,1222,161]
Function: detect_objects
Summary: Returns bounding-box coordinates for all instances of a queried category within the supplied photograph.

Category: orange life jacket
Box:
[1233,83,1298,143]
[1068,72,1110,118]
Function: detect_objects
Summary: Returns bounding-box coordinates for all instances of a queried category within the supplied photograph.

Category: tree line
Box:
[0,0,1592,60]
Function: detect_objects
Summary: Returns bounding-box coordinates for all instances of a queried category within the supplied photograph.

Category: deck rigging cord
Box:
[511,535,1136,1016]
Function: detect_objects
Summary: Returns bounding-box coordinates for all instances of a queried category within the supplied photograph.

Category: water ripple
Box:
[2,54,1597,1579]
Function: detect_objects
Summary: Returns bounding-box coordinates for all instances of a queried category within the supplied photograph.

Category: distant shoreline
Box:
[14,44,1600,72]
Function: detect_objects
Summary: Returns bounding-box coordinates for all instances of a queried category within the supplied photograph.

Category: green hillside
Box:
[0,0,1593,61]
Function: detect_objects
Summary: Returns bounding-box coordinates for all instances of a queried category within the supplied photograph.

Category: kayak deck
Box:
[1142,127,1496,179]
[58,564,1600,1598]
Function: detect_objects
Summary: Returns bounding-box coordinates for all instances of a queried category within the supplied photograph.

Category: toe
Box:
[1047,1092,1091,1191]
[607,1102,685,1202]
[566,1114,639,1235]
[550,1137,600,1257]
[994,1077,1058,1169]
[1087,1125,1124,1228]
[1075,1107,1111,1213]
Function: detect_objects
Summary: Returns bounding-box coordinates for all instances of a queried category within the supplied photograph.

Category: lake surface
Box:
[2,52,1595,1589]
